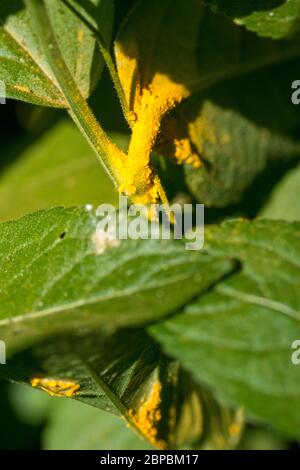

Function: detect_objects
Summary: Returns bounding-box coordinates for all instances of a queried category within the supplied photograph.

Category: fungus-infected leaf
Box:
[114,0,300,200]
[159,59,300,207]
[1,329,244,450]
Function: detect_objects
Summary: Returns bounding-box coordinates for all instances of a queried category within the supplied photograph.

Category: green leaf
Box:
[204,0,300,39]
[0,0,113,106]
[151,219,300,440]
[260,162,300,220]
[168,60,300,207]
[0,120,122,222]
[1,329,243,450]
[0,206,233,354]
[44,398,154,450]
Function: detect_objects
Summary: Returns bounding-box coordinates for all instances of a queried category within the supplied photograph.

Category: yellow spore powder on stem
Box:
[115,51,189,205]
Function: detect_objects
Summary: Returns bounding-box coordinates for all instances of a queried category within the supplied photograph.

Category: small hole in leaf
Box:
[59,232,66,240]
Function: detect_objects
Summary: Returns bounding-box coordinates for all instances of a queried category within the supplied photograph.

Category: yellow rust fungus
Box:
[228,422,242,438]
[174,137,201,168]
[115,36,190,205]
[129,381,166,449]
[30,377,80,397]
[118,85,184,203]
[13,84,31,94]
[115,24,211,207]
[77,28,84,45]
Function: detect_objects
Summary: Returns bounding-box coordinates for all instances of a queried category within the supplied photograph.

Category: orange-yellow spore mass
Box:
[174,138,202,168]
[129,382,166,449]
[30,377,80,397]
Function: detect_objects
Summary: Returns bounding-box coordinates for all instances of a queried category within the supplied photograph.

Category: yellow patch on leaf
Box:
[12,84,32,94]
[129,381,166,449]
[156,112,202,169]
[30,377,80,397]
[77,28,84,45]
[189,106,217,153]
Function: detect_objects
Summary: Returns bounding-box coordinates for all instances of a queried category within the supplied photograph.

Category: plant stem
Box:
[61,0,134,129]
[25,0,126,188]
